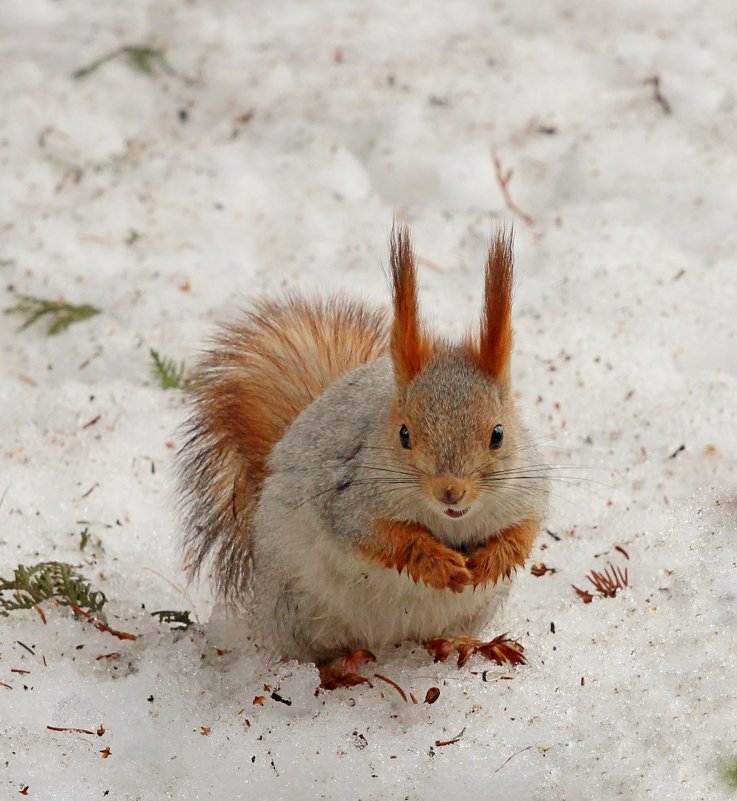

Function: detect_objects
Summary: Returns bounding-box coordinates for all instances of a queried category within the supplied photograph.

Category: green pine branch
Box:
[721,758,737,788]
[0,561,106,617]
[150,348,187,390]
[5,294,100,335]
[151,609,194,630]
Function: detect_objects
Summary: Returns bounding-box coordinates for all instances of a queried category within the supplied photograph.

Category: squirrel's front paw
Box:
[466,541,512,588]
[466,519,540,587]
[361,520,473,593]
[404,542,471,593]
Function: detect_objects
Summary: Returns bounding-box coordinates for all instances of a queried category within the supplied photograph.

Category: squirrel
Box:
[176,223,548,688]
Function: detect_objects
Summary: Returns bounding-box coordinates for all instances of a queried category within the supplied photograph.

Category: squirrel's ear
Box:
[390,222,432,388]
[469,229,514,381]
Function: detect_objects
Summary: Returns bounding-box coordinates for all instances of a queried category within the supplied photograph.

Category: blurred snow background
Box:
[1,1,736,799]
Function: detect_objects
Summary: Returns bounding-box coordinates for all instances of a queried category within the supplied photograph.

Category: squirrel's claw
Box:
[408,548,472,593]
[425,635,526,668]
[318,649,376,690]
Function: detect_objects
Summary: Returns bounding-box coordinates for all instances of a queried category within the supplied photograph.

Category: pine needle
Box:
[5,294,100,335]
[73,45,186,82]
[79,527,91,551]
[149,348,187,389]
[0,561,106,617]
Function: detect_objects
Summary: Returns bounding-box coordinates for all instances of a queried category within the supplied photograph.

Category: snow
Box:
[1,1,736,799]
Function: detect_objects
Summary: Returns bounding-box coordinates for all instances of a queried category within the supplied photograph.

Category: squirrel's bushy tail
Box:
[176,296,388,601]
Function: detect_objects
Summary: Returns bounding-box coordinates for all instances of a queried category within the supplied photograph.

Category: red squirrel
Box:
[176,224,548,688]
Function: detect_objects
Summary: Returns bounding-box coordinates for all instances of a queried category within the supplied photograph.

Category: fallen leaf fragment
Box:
[100,747,111,758]
[424,687,440,705]
[252,696,265,706]
[573,586,594,603]
[200,726,211,736]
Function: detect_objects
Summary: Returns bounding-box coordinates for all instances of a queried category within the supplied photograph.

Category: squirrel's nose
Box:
[436,484,466,506]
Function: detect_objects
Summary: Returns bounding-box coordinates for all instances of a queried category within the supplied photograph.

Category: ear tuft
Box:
[390,221,432,387]
[469,228,514,380]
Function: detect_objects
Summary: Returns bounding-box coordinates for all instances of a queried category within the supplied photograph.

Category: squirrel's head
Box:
[387,223,520,526]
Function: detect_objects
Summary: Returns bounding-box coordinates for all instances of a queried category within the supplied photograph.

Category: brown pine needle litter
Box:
[573,562,629,603]
[373,673,408,703]
[435,727,466,747]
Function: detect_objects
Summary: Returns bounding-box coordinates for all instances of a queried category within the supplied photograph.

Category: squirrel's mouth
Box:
[444,507,470,519]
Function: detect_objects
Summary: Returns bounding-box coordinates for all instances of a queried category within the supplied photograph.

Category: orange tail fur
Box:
[177,296,388,601]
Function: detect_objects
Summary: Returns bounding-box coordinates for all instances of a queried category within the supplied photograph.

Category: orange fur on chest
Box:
[358,517,540,592]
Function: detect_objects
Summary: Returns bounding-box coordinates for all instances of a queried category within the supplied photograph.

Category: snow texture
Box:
[1,1,736,799]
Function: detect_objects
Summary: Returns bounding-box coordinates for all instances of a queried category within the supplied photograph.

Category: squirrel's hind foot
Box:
[318,649,376,690]
[425,635,526,668]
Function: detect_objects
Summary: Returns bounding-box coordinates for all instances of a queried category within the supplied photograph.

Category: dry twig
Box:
[494,745,534,773]
[47,725,97,735]
[69,604,138,641]
[492,153,534,226]
[645,75,672,114]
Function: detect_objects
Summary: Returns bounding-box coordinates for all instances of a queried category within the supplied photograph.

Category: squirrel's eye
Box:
[490,424,504,450]
[399,424,412,449]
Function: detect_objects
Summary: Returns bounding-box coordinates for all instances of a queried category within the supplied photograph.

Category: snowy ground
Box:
[2,1,736,799]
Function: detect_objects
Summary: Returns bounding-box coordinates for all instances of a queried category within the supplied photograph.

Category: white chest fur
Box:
[254,503,510,661]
